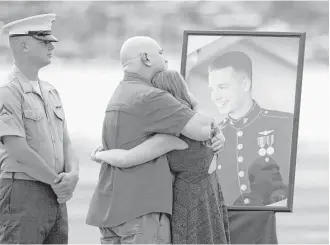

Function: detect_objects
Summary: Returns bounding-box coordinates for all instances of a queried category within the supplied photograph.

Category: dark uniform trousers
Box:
[228,211,278,244]
[0,175,68,244]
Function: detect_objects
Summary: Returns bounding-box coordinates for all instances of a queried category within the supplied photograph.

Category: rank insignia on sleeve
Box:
[0,105,12,117]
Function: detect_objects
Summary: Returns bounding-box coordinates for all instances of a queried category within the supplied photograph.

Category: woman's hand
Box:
[97,149,127,167]
[90,146,104,163]
[90,146,128,167]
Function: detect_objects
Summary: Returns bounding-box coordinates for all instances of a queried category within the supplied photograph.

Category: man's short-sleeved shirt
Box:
[86,72,196,227]
[0,65,66,179]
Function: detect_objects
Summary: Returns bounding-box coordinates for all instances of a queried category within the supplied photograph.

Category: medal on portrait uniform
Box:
[266,134,275,155]
[257,136,267,156]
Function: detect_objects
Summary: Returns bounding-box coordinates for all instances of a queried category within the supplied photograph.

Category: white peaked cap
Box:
[1,13,58,42]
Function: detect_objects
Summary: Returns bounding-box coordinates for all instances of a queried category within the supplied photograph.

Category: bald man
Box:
[0,15,79,244]
[86,36,222,244]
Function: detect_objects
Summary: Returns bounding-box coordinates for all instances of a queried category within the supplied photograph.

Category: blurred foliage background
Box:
[0,1,328,64]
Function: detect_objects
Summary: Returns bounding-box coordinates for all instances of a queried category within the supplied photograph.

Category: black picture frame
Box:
[180,30,306,212]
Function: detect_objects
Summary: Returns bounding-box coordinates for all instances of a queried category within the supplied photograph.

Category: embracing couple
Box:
[86,36,230,244]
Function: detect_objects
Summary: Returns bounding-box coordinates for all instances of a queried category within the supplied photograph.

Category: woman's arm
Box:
[94,134,188,168]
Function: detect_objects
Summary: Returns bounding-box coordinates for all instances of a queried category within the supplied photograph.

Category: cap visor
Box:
[32,34,58,42]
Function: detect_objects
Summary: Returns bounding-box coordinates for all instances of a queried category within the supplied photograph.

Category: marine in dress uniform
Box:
[216,101,293,206]
[0,14,78,244]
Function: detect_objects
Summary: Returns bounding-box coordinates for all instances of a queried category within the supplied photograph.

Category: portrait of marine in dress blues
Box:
[180,31,305,211]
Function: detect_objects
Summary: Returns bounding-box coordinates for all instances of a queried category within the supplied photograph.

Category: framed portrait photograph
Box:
[180,30,306,212]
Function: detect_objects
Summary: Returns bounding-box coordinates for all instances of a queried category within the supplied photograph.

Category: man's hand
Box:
[210,124,225,155]
[51,172,79,204]
[57,193,73,204]
[211,133,225,155]
[203,121,226,155]
[203,124,225,155]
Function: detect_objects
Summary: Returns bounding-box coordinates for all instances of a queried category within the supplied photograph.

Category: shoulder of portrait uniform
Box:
[260,108,293,120]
